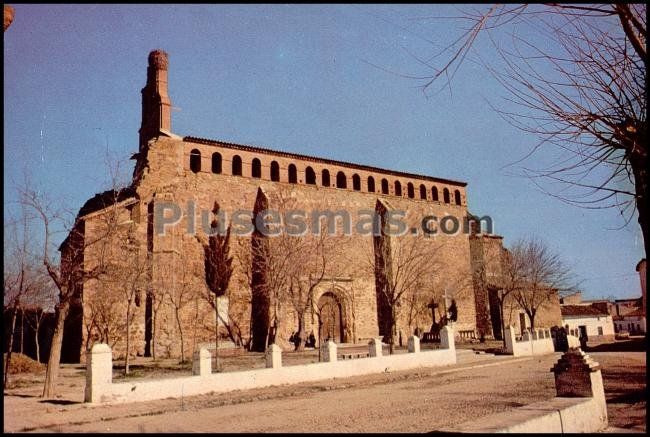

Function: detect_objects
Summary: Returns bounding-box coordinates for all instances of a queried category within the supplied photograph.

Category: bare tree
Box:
[411,4,647,259]
[371,233,444,354]
[19,178,134,397]
[509,237,575,331]
[3,206,50,386]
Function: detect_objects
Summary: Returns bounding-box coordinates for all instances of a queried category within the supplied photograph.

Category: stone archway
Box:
[317,292,345,344]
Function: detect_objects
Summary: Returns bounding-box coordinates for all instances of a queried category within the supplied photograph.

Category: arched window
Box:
[395,181,402,197]
[352,174,361,191]
[232,155,242,176]
[443,188,450,204]
[306,166,316,185]
[419,184,427,200]
[189,149,201,173]
[431,186,439,201]
[367,176,375,193]
[288,164,297,183]
[271,161,280,181]
[211,152,222,174]
[322,169,331,187]
[407,182,414,199]
[454,189,462,205]
[336,171,347,189]
[381,178,389,194]
[252,158,262,178]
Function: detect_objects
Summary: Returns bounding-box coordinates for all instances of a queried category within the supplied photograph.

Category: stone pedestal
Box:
[321,340,337,362]
[504,325,516,353]
[440,326,455,351]
[407,335,420,353]
[368,338,383,357]
[551,348,608,427]
[84,343,113,403]
[192,347,212,376]
[265,343,282,368]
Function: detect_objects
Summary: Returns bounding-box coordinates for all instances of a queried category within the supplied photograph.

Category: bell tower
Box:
[139,49,172,152]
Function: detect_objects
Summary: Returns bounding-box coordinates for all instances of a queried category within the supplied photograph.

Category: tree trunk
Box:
[34,319,41,363]
[629,147,650,265]
[528,311,536,332]
[296,311,306,352]
[389,305,396,355]
[174,308,185,363]
[42,300,69,398]
[4,307,19,388]
[499,298,507,349]
[214,302,220,372]
[125,308,131,376]
[19,308,24,355]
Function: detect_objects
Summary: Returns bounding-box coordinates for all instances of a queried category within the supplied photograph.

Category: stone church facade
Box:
[61,50,559,362]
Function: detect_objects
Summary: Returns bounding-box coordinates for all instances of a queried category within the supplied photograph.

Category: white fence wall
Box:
[86,327,456,404]
[504,326,555,356]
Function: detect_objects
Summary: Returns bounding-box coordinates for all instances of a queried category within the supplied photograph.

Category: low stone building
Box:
[60,50,562,361]
[560,304,615,341]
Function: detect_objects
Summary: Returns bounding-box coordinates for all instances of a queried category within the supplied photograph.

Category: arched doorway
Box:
[317,292,344,343]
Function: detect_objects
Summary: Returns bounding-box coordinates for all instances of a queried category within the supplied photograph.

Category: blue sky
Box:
[4,4,645,299]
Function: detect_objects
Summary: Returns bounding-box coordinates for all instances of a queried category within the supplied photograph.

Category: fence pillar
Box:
[551,348,608,428]
[504,325,516,354]
[321,340,337,362]
[192,347,212,376]
[407,335,420,353]
[84,343,113,403]
[265,343,282,368]
[368,338,382,357]
[440,326,455,352]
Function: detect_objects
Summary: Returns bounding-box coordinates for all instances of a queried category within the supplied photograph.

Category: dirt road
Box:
[4,351,644,433]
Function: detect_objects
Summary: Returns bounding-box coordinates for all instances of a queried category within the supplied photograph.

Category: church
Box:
[60,50,560,361]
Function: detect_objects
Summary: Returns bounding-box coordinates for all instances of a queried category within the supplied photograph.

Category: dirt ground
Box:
[3,348,645,433]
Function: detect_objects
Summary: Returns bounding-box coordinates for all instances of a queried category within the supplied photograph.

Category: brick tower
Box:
[139,49,172,152]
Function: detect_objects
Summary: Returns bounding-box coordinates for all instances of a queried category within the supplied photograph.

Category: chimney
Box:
[139,50,171,151]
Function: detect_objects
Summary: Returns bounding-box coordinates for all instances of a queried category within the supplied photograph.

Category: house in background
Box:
[560,304,615,341]
[613,307,646,335]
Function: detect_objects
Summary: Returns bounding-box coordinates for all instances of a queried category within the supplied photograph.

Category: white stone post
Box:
[192,347,212,376]
[84,343,113,403]
[321,340,337,362]
[368,338,382,357]
[440,326,455,352]
[551,348,608,429]
[265,343,282,368]
[504,326,516,354]
[407,335,420,353]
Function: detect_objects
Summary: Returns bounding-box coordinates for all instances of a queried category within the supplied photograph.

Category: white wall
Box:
[562,315,614,337]
[614,316,646,334]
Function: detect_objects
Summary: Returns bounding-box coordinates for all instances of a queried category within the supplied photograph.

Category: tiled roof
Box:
[183,136,467,187]
[561,304,608,317]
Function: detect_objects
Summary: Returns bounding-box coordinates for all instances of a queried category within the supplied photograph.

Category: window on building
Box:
[211,152,222,174]
[232,155,242,176]
[288,164,297,183]
[190,149,201,173]
[431,186,439,201]
[597,326,603,336]
[271,161,280,181]
[407,183,414,199]
[381,178,389,194]
[443,188,450,204]
[395,181,402,196]
[305,166,316,185]
[352,174,361,191]
[322,169,331,187]
[419,184,427,200]
[454,189,462,205]
[367,176,375,193]
[336,171,347,188]
[252,158,262,178]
